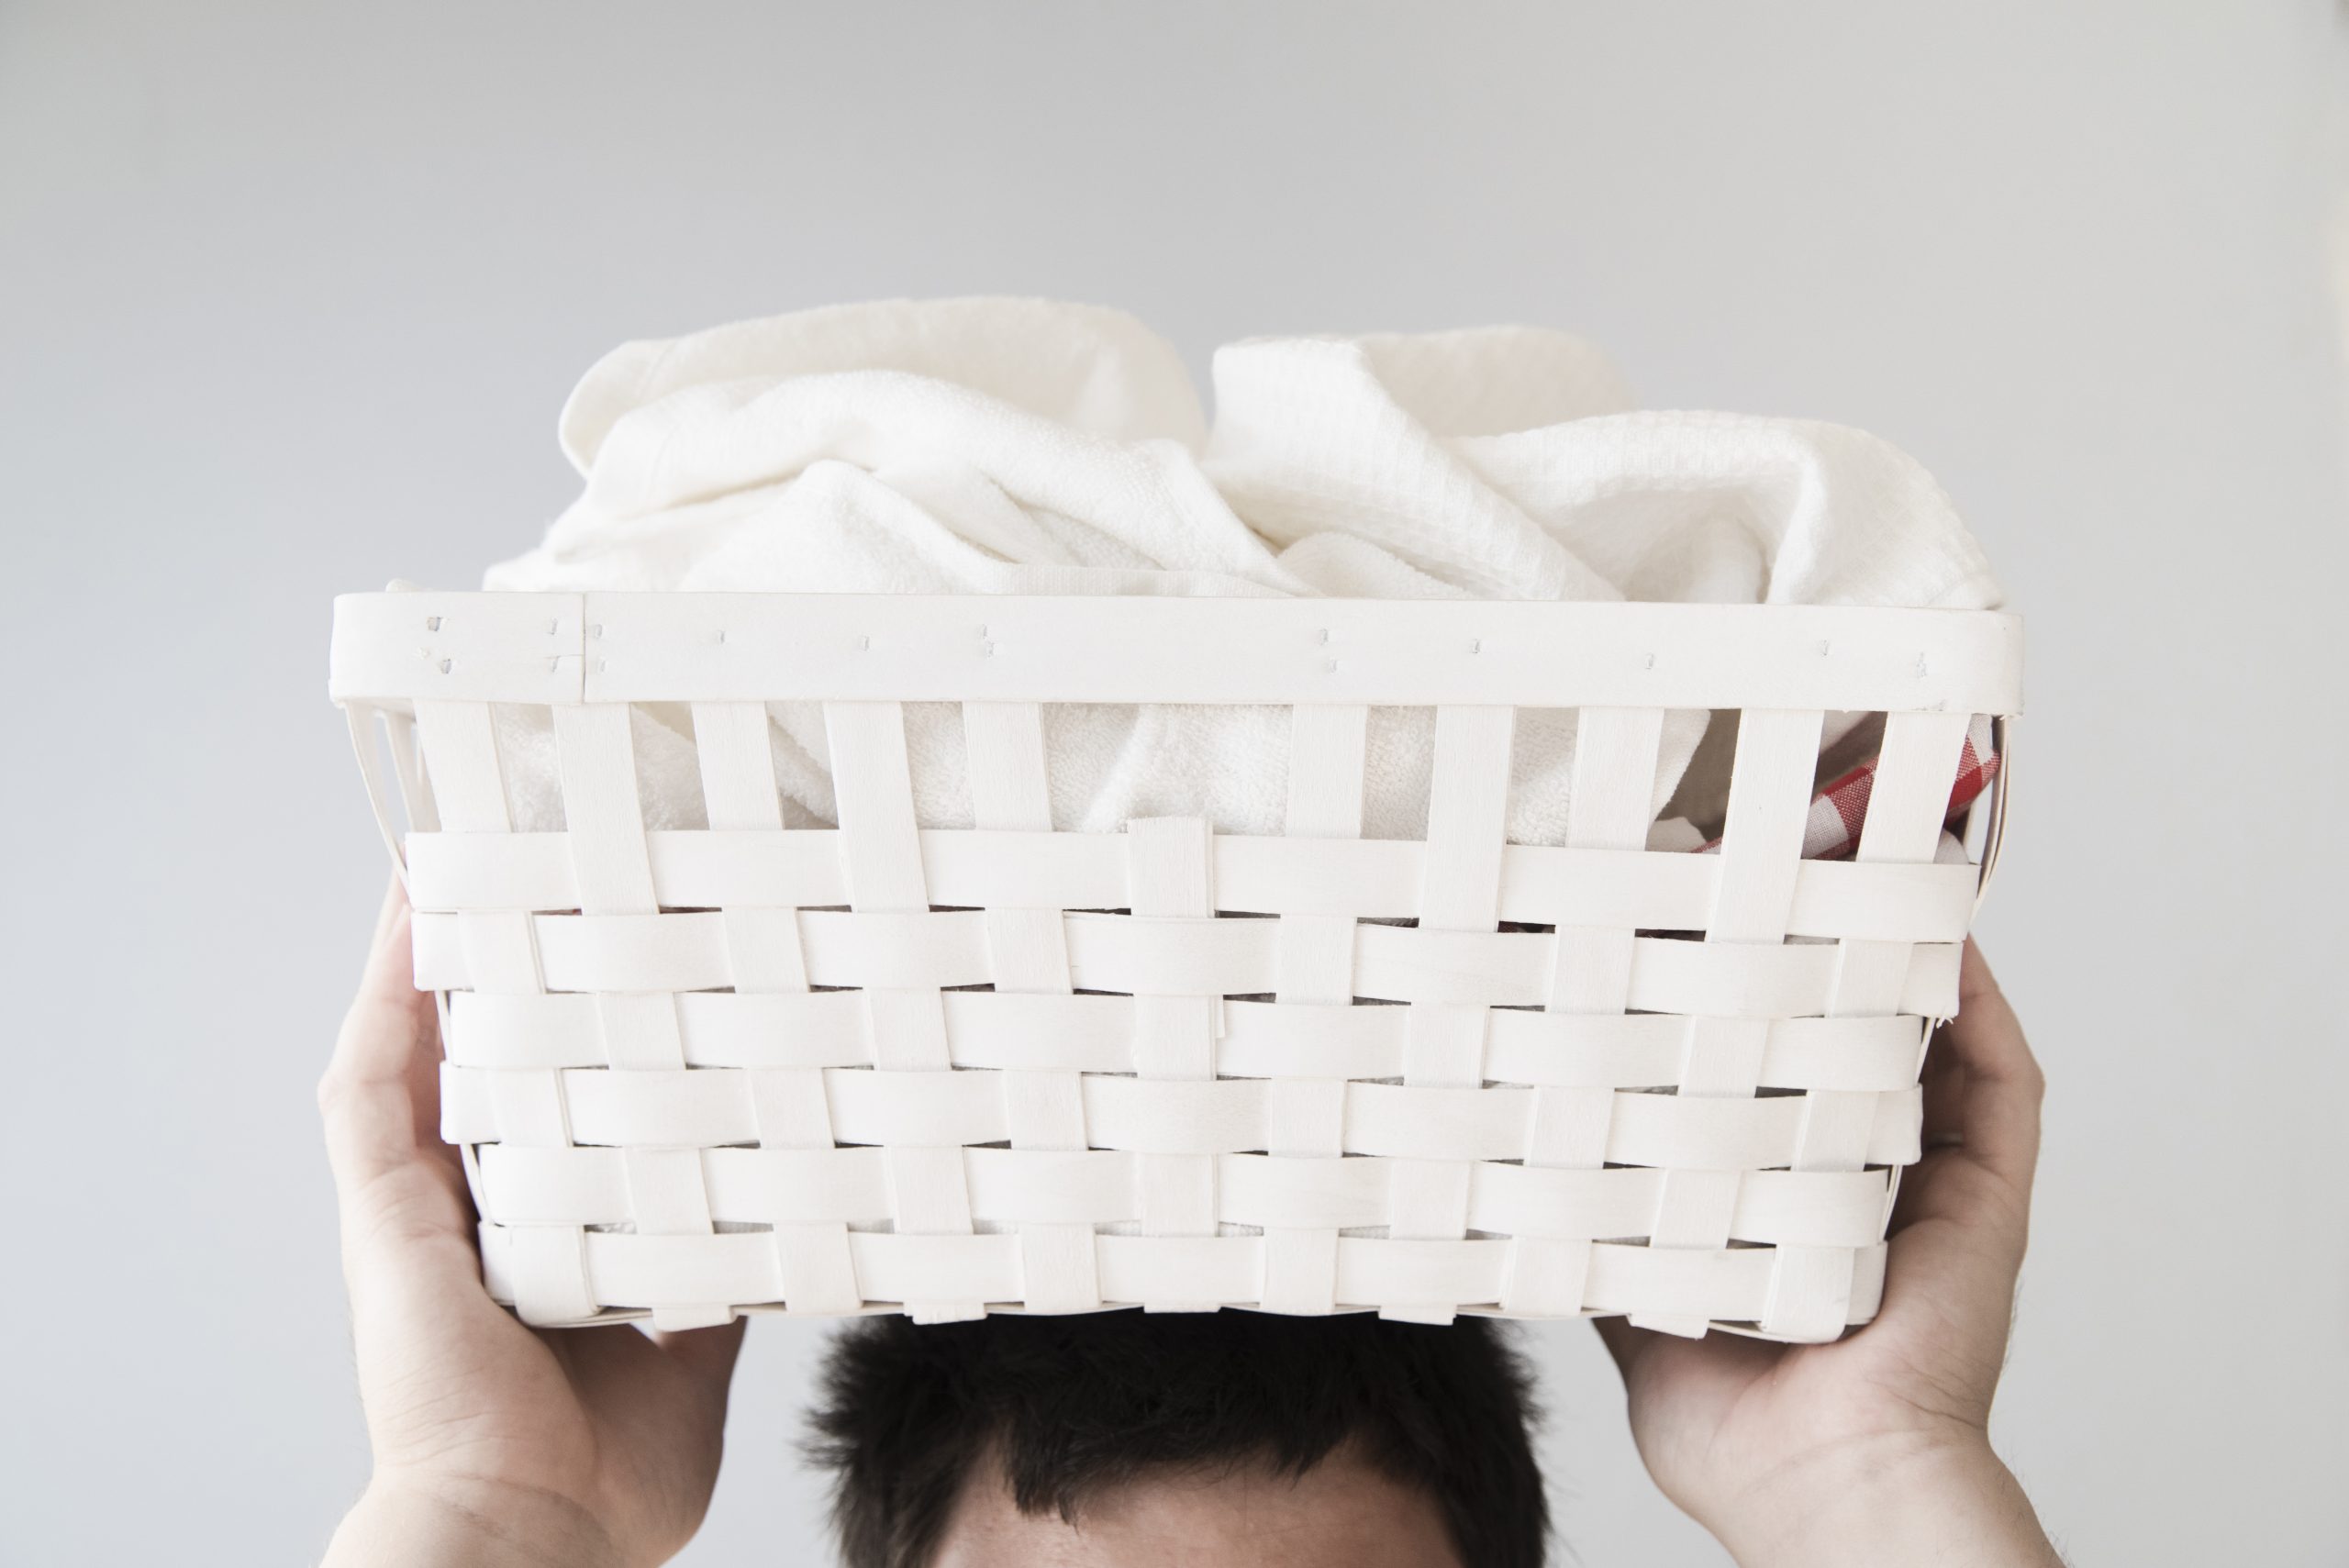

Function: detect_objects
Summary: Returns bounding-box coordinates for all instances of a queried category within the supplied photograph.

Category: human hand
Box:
[317,876,745,1568]
[1597,940,2060,1568]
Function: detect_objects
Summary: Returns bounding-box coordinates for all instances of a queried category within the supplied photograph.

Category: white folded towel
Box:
[484,298,2000,845]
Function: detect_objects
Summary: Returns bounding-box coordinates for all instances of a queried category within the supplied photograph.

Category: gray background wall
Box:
[5,3,2344,1562]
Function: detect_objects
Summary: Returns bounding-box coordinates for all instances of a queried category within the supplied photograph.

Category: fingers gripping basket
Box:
[328,592,2020,1342]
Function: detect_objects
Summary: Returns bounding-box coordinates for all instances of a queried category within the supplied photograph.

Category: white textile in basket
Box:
[481,299,2002,845]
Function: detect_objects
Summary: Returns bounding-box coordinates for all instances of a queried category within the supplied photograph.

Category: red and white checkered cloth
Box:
[1696,713,1999,861]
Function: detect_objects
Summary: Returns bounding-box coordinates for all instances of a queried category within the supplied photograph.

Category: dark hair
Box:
[804,1309,1547,1568]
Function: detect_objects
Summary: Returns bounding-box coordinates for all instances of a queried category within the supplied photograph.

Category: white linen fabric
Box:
[484,298,2001,842]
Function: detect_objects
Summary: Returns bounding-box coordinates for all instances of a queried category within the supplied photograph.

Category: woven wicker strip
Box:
[332,591,2020,1341]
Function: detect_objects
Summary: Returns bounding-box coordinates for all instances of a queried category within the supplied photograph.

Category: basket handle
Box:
[343,701,410,895]
[1970,713,2015,918]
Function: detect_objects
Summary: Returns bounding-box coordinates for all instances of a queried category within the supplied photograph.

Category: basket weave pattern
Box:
[330,591,2021,1343]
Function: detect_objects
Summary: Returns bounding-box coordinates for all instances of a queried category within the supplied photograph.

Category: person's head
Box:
[805,1308,1546,1568]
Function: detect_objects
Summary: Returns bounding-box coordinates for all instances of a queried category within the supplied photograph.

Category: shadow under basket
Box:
[328,589,2021,1343]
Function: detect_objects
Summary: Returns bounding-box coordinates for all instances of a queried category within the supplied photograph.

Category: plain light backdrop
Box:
[5,4,2344,1563]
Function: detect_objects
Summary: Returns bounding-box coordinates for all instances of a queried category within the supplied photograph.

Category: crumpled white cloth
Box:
[484,298,2001,844]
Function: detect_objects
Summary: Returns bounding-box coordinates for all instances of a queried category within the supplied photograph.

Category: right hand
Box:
[317,876,745,1568]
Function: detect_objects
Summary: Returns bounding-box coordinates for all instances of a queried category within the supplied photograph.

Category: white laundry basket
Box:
[328,589,2020,1342]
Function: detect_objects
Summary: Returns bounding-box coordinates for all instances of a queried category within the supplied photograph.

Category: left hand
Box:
[1597,940,2059,1568]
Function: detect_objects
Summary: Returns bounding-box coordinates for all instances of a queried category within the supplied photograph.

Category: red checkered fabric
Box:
[1697,713,1999,861]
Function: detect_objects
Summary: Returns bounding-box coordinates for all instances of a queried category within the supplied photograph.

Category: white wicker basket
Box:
[328,589,2020,1342]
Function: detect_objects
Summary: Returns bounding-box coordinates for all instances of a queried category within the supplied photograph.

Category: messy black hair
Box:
[804,1309,1548,1568]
